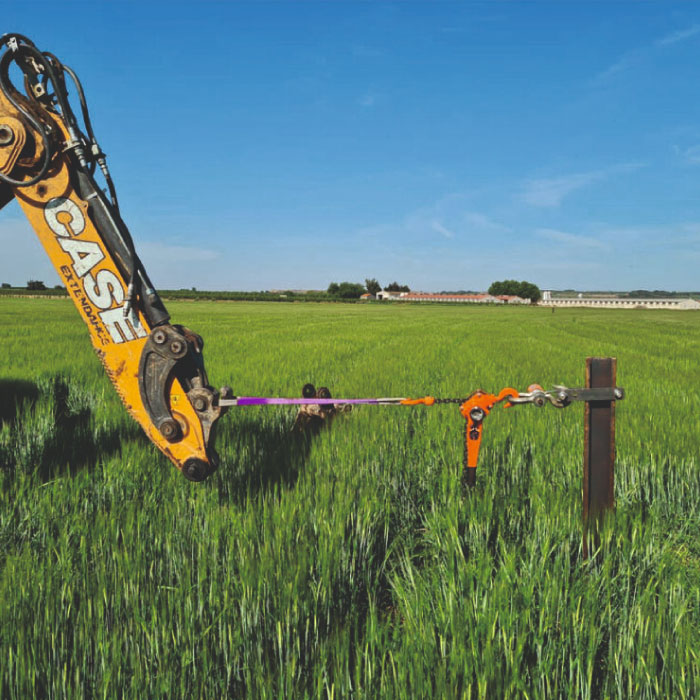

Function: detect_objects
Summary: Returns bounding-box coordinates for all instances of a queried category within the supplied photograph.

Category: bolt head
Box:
[160,418,179,440]
[614,388,623,399]
[470,407,485,422]
[0,124,14,146]
[219,386,233,399]
[182,458,209,482]
[302,383,316,398]
[153,330,167,344]
[193,397,207,411]
[170,340,184,354]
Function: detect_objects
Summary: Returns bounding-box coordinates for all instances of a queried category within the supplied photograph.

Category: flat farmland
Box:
[1,298,699,698]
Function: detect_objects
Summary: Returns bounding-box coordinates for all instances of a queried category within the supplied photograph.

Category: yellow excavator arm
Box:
[0,34,230,480]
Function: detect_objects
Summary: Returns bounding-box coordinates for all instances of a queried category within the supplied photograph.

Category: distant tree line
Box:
[163,289,337,303]
[0,282,67,296]
[439,290,479,295]
[550,289,699,299]
[625,289,686,299]
[488,280,541,303]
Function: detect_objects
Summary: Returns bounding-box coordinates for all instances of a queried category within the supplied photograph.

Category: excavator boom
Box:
[0,34,228,480]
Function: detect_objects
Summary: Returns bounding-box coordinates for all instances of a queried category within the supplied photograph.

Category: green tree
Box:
[27,280,46,290]
[336,282,366,299]
[517,281,541,302]
[385,281,410,292]
[488,279,541,303]
[327,281,365,299]
[364,278,381,295]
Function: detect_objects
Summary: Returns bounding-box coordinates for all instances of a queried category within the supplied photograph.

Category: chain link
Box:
[463,421,469,471]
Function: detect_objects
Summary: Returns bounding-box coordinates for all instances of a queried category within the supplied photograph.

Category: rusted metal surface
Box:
[583,357,616,557]
[292,384,352,434]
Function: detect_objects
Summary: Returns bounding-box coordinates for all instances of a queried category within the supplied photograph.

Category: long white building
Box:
[541,290,700,310]
[375,291,530,304]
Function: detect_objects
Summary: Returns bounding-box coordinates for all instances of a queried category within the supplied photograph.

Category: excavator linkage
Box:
[0,34,228,480]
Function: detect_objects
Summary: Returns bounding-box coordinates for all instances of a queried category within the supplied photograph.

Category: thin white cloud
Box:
[519,171,602,207]
[594,23,700,85]
[536,228,607,250]
[0,213,226,290]
[463,211,511,232]
[358,93,376,108]
[592,50,643,85]
[597,221,700,249]
[357,194,510,243]
[519,163,644,208]
[680,222,700,236]
[676,143,700,164]
[655,24,700,47]
[431,220,455,239]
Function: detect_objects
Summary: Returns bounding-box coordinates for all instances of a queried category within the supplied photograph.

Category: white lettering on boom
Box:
[58,238,105,277]
[84,269,124,310]
[44,196,145,345]
[99,306,147,343]
[44,197,85,237]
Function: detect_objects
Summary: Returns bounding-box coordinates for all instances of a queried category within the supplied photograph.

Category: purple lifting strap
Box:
[235,397,390,406]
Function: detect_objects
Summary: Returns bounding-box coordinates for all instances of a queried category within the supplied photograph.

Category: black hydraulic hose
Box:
[2,40,74,130]
[62,64,116,191]
[0,33,35,46]
[54,59,135,287]
[63,64,120,210]
[21,45,73,130]
[60,64,95,141]
[0,36,82,186]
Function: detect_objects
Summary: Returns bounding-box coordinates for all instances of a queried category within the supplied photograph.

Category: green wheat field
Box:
[1,298,699,699]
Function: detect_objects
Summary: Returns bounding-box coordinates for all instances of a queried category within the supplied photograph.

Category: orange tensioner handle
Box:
[400,396,436,406]
[460,388,518,485]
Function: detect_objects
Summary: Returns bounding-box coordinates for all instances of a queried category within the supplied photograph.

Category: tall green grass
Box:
[1,298,699,698]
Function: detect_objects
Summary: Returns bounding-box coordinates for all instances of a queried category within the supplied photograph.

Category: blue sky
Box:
[2,2,700,292]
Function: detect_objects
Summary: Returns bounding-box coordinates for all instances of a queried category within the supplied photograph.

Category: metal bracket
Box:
[137,324,231,449]
[138,324,189,442]
[510,385,625,408]
[558,386,624,404]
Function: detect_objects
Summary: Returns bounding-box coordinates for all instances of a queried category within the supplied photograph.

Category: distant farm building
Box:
[541,290,700,310]
[375,291,530,304]
[496,295,531,304]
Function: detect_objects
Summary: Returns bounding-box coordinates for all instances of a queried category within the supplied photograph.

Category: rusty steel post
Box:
[582,357,616,558]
